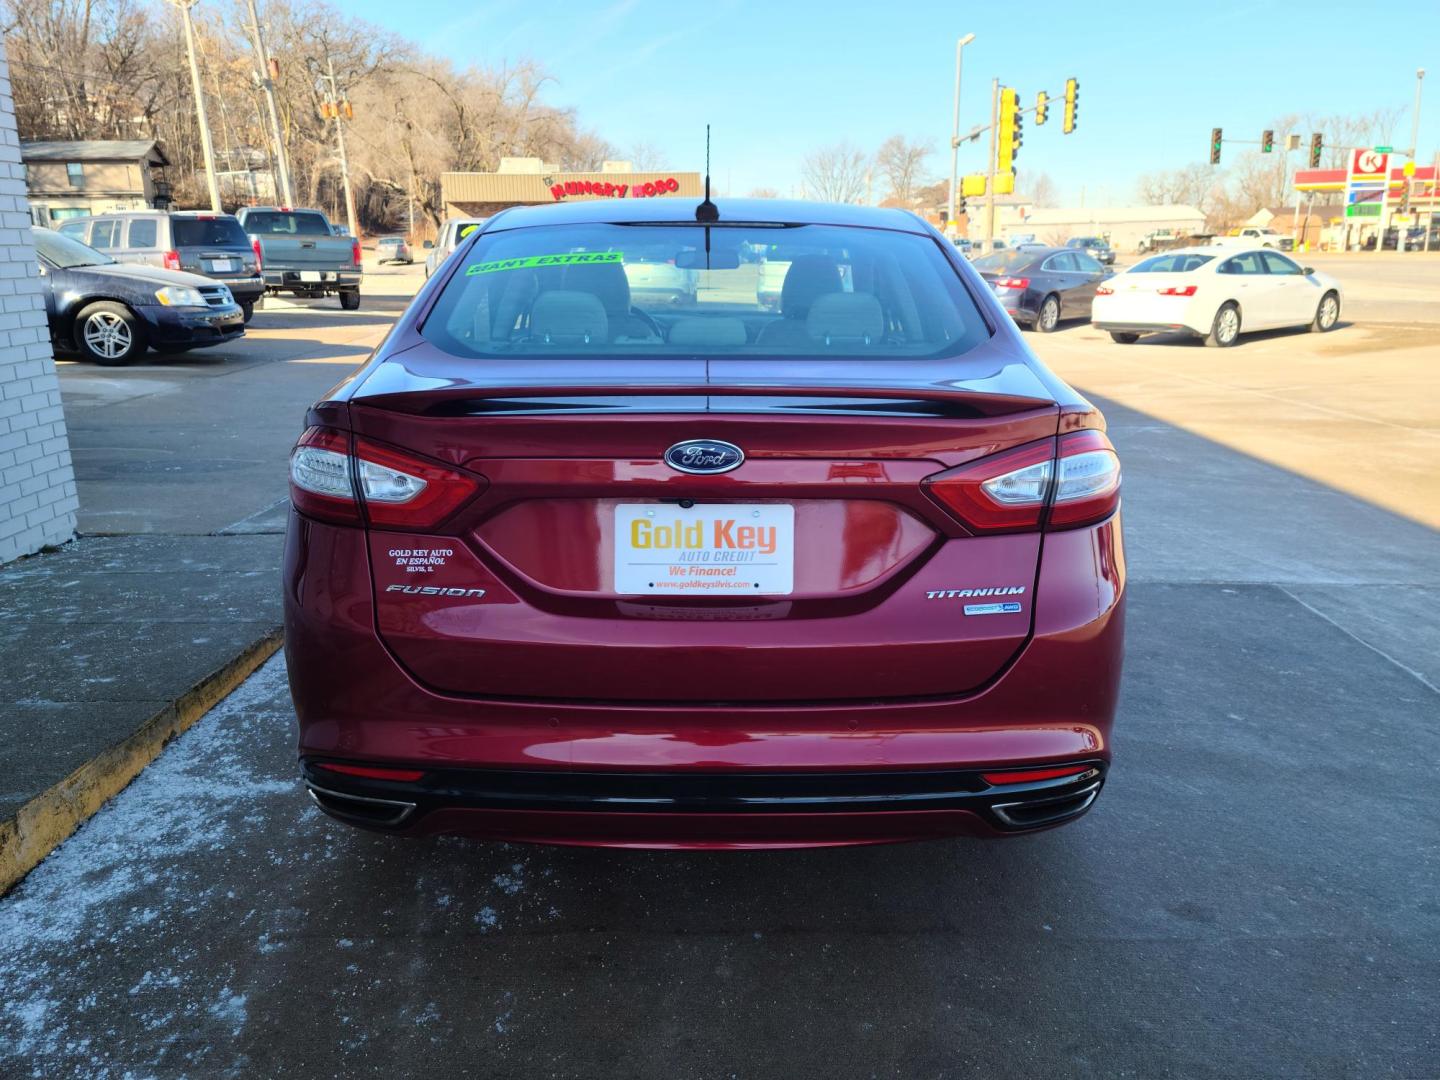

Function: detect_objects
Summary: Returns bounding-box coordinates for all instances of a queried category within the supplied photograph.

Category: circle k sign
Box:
[1351,149,1389,178]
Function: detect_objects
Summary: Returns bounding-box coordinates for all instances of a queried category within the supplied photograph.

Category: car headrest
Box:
[529,290,608,344]
[667,317,748,347]
[781,255,842,319]
[806,293,884,345]
[555,261,631,316]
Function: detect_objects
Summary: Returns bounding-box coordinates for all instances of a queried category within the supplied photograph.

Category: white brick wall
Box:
[0,43,77,564]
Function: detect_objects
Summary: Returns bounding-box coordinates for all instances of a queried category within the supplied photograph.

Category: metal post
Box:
[1291,142,1303,250]
[245,0,294,207]
[324,53,358,239]
[946,33,975,236]
[1409,69,1425,158]
[1427,151,1438,253]
[985,77,999,251]
[172,0,222,212]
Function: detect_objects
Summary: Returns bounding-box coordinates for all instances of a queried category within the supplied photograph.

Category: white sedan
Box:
[1091,247,1343,347]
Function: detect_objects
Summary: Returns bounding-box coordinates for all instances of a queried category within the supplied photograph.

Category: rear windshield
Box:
[972,251,1035,273]
[421,223,989,359]
[173,216,249,247]
[1131,253,1215,273]
[242,212,331,236]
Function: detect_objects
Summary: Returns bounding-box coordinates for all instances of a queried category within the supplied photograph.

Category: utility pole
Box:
[947,33,976,236]
[171,0,222,212]
[1408,69,1426,158]
[319,52,358,239]
[1427,149,1438,253]
[985,77,999,251]
[245,0,295,207]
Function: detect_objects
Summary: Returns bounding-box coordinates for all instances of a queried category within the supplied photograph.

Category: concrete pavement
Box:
[0,260,417,895]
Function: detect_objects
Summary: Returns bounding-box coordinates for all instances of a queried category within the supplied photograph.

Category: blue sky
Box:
[345,0,1438,206]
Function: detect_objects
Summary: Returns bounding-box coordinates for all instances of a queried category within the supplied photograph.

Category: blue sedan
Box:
[33,226,244,365]
[972,246,1113,333]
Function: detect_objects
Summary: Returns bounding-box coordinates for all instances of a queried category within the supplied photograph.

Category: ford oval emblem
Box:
[663,439,745,475]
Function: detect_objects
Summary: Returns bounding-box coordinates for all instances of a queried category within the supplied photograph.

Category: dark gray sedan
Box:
[972,246,1112,332]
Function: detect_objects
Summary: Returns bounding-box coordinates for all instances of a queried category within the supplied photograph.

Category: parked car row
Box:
[974,240,1344,347]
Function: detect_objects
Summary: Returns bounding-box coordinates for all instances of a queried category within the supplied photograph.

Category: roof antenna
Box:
[695,124,719,223]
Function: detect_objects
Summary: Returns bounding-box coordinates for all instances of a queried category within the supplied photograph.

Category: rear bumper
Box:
[212,275,264,303]
[301,763,1106,848]
[1092,320,1202,337]
[283,510,1126,847]
[263,269,362,290]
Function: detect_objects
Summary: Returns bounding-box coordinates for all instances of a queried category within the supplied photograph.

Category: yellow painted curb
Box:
[0,630,284,897]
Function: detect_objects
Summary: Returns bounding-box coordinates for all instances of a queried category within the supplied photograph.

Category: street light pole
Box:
[985,77,999,251]
[946,33,976,236]
[320,52,358,239]
[171,0,223,212]
[1408,68,1425,158]
[244,0,295,207]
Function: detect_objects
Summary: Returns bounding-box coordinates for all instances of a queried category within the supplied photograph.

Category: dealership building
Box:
[440,158,702,220]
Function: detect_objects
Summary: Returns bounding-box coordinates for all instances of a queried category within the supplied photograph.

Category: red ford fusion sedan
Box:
[283,197,1125,850]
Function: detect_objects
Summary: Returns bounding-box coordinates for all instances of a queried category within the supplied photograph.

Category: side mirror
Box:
[423,240,434,249]
[1302,266,1315,275]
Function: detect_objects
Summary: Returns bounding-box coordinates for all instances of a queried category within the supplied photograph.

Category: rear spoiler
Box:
[351,383,1057,419]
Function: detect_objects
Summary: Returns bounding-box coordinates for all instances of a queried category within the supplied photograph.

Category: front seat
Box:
[555,262,658,342]
[756,255,842,346]
[527,290,608,345]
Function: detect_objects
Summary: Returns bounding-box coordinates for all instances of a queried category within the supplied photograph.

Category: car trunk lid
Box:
[344,359,1059,704]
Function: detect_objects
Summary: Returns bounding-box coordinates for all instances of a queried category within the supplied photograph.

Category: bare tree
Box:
[873,134,930,203]
[1024,170,1059,208]
[1137,163,1220,212]
[801,142,869,204]
[2,0,624,234]
[627,141,663,170]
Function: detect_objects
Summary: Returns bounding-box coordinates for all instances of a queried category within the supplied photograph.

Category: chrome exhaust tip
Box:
[990,780,1102,829]
[306,782,416,828]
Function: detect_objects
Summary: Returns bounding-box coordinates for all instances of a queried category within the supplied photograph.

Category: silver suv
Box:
[57,211,264,321]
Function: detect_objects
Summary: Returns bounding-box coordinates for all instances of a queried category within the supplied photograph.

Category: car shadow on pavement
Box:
[1117,320,1356,346]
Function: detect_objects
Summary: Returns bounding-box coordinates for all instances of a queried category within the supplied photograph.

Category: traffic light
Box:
[1035,90,1049,126]
[997,87,1023,173]
[1209,127,1223,165]
[341,100,354,121]
[1062,78,1079,134]
[1261,129,1274,154]
[1309,133,1323,168]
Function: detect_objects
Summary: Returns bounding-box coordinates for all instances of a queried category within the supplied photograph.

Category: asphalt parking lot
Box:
[1,253,1436,1078]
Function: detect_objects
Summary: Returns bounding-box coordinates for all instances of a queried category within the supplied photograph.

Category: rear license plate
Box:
[207,258,238,273]
[299,271,322,282]
[614,504,794,595]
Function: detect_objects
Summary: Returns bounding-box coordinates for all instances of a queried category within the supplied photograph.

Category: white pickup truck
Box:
[1213,227,1294,251]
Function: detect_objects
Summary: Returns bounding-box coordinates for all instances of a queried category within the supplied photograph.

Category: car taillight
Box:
[924,429,1121,533]
[251,237,263,271]
[288,427,485,528]
[351,238,363,266]
[162,250,181,271]
[1095,284,1114,295]
[995,276,1030,289]
[1157,285,1197,296]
